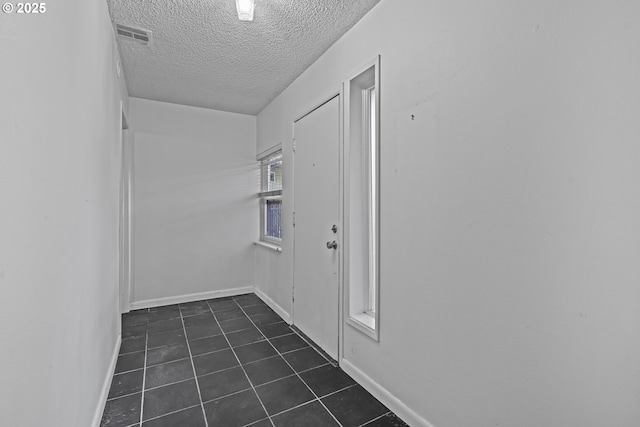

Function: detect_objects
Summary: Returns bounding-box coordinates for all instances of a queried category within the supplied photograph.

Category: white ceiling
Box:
[107,0,381,115]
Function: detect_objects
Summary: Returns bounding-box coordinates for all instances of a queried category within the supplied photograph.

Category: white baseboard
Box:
[254,288,291,324]
[130,286,255,310]
[92,333,121,427]
[340,358,435,427]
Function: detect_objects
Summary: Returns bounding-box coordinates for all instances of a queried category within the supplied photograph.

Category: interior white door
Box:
[293,95,340,360]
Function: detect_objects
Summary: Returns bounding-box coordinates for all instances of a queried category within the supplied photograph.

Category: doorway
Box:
[292,95,341,360]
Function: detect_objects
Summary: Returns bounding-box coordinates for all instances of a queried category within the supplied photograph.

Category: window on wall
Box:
[259,151,283,243]
[345,56,380,340]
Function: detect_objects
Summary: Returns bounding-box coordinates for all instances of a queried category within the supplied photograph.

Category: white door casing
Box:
[119,106,131,314]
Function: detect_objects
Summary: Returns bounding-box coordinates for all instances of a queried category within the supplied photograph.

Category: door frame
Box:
[119,101,132,314]
[291,91,345,364]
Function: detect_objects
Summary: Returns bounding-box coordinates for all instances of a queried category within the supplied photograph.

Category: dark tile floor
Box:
[101,293,408,427]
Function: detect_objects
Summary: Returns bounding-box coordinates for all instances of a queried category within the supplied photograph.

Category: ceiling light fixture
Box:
[235,0,255,21]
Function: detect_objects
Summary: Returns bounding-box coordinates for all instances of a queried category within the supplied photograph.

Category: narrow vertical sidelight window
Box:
[365,86,377,316]
[345,56,380,340]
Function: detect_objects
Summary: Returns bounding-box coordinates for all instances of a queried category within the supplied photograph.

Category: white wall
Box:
[130,98,257,306]
[256,1,640,426]
[0,1,128,425]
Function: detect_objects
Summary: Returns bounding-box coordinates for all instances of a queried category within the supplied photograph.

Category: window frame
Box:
[364,85,377,317]
[344,56,380,341]
[258,149,283,245]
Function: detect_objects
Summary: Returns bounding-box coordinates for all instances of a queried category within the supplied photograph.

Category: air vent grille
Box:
[116,24,152,46]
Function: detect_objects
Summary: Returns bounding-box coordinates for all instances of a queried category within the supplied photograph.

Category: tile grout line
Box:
[357,410,393,427]
[265,381,357,420]
[235,299,345,427]
[179,306,210,427]
[138,353,328,399]
[196,360,342,408]
[138,309,149,427]
[287,326,337,367]
[140,403,202,424]
[123,297,397,427]
[208,298,276,427]
[127,341,326,402]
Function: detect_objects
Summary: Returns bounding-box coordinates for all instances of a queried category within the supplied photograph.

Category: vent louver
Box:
[116,24,152,46]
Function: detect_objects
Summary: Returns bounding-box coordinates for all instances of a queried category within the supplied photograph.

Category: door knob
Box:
[326,240,338,250]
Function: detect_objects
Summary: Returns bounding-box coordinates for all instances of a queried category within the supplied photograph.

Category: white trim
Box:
[91,333,122,427]
[256,143,282,161]
[293,93,340,123]
[338,85,346,365]
[119,101,132,314]
[254,240,282,252]
[340,359,435,427]
[346,313,377,340]
[129,286,255,310]
[254,288,291,324]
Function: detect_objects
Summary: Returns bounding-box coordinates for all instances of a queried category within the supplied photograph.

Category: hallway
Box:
[101,294,407,427]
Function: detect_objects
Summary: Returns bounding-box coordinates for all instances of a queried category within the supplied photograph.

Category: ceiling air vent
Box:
[116,24,152,46]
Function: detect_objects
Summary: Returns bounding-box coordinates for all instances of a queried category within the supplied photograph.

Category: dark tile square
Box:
[183,312,216,328]
[270,334,308,353]
[272,400,339,427]
[214,308,248,322]
[120,336,146,354]
[258,322,292,339]
[122,311,147,328]
[299,365,356,397]
[186,323,222,341]
[115,351,145,374]
[145,359,194,389]
[147,318,183,334]
[321,385,388,427]
[101,392,141,427]
[243,356,294,386]
[362,413,409,427]
[147,329,186,349]
[147,305,181,323]
[192,349,239,377]
[255,375,315,415]
[282,347,329,373]
[233,293,264,307]
[198,366,251,402]
[189,335,229,356]
[219,317,255,333]
[143,379,200,421]
[250,312,283,326]
[146,343,190,367]
[180,301,211,317]
[142,406,206,427]
[207,298,238,312]
[234,341,278,364]
[243,304,275,317]
[226,328,266,347]
[204,389,267,427]
[122,323,147,339]
[108,369,144,399]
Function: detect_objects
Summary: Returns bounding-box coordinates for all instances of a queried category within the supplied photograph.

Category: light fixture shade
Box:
[235,0,254,21]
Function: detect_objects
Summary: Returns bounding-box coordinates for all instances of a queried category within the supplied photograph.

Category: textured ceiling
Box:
[107,0,381,115]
